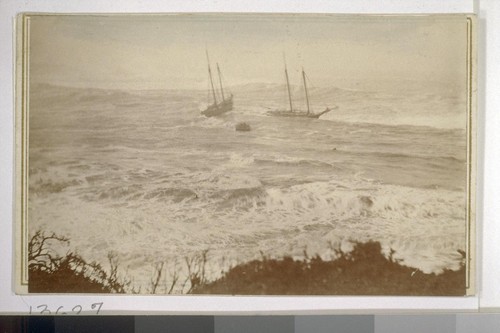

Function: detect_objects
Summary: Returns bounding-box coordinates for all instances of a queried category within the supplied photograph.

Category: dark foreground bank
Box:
[191,242,466,296]
[28,230,465,296]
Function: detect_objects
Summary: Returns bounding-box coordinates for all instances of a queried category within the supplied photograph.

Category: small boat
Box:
[268,61,332,118]
[235,122,251,132]
[201,51,233,117]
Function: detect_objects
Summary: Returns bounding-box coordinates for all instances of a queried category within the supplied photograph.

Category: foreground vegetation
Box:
[28,230,465,296]
[28,231,131,293]
[191,242,465,296]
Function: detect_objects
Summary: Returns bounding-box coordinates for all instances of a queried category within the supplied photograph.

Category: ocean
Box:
[27,82,468,293]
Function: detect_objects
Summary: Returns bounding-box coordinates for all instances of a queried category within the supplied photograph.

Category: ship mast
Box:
[216,63,225,101]
[284,58,293,112]
[302,68,310,114]
[206,50,218,105]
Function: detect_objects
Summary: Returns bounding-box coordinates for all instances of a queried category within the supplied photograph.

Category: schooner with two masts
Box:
[201,51,233,117]
[268,60,332,118]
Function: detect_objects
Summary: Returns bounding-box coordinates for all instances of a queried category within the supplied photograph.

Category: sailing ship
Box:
[201,51,233,117]
[268,62,332,119]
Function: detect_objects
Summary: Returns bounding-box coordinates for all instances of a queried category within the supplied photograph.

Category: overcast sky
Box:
[28,14,468,91]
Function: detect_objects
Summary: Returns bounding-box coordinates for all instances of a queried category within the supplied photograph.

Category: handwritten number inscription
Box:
[28,303,103,315]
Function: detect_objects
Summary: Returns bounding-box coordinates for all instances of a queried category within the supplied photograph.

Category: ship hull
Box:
[267,106,334,119]
[201,95,233,117]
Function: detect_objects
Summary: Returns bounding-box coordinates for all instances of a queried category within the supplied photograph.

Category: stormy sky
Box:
[27,14,468,91]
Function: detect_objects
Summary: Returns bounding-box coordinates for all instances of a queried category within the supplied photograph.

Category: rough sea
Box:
[28,82,468,293]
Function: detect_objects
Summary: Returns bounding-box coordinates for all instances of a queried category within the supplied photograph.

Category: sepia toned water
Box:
[28,83,467,292]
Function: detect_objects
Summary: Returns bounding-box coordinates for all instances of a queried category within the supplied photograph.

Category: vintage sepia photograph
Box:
[16,14,475,296]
